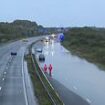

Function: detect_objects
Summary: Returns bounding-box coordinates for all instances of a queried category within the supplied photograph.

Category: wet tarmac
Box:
[34,40,105,105]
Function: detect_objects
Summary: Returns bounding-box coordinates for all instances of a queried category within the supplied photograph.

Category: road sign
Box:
[58,33,64,42]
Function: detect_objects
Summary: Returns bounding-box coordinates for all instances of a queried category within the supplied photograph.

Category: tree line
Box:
[0,20,45,42]
[63,27,105,67]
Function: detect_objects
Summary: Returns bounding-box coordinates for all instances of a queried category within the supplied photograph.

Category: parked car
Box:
[22,39,28,42]
[43,36,50,42]
[11,52,17,56]
[39,54,45,61]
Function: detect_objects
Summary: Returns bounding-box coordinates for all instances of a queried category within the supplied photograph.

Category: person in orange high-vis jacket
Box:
[44,64,47,72]
[48,64,52,76]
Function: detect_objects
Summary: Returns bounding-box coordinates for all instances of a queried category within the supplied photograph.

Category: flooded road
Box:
[35,41,105,105]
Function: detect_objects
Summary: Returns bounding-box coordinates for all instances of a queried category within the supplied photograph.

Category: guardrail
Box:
[29,40,64,105]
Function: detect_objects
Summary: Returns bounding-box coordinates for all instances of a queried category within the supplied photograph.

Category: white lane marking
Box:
[86,98,92,104]
[2,78,5,81]
[4,72,7,74]
[6,67,8,70]
[73,86,77,90]
[0,86,2,91]
[21,50,28,105]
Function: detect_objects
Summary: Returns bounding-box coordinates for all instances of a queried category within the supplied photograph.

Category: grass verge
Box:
[25,53,64,105]
[25,54,53,105]
[25,40,64,105]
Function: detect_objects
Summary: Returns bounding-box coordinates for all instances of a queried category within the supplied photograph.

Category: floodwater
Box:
[36,41,105,105]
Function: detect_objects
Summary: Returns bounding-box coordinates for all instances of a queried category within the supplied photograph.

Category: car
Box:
[43,36,50,42]
[11,52,17,56]
[51,34,56,39]
[22,39,28,42]
[35,48,42,53]
[39,54,45,61]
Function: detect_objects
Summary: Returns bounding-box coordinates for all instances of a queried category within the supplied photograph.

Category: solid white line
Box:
[86,98,92,104]
[0,86,2,91]
[21,48,28,105]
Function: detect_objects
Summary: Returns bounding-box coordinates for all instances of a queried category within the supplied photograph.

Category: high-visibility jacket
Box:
[49,64,52,71]
[44,64,47,72]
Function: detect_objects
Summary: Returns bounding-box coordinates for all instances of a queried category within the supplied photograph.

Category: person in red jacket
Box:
[48,64,52,76]
[44,64,47,73]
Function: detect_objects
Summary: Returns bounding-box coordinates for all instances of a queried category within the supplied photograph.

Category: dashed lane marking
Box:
[5,67,8,70]
[2,78,5,81]
[4,72,7,75]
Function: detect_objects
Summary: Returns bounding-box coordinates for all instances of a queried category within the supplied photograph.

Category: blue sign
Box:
[58,33,64,42]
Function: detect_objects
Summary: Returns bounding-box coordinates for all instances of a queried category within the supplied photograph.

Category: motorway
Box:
[2,36,103,105]
[34,40,105,105]
[0,38,39,105]
[34,41,90,105]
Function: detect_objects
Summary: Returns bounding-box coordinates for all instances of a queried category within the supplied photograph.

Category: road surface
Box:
[0,38,40,105]
[34,41,90,105]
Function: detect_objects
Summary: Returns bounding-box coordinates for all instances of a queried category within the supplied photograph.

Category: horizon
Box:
[0,19,105,28]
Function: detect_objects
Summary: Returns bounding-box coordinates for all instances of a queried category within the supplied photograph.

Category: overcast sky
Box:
[0,0,105,27]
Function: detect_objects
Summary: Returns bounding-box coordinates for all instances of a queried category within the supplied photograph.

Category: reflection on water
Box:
[38,42,105,105]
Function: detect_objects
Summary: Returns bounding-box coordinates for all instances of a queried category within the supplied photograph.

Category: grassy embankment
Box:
[25,54,52,105]
[62,27,105,69]
[25,43,63,105]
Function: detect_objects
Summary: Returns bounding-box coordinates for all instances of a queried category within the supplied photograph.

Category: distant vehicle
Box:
[11,52,17,56]
[51,34,56,39]
[35,48,42,53]
[43,36,50,42]
[22,39,28,42]
[39,54,45,61]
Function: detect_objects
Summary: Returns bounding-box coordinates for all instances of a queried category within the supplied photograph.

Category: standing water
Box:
[37,41,105,105]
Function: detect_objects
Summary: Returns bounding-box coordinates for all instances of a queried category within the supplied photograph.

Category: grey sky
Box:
[0,0,105,27]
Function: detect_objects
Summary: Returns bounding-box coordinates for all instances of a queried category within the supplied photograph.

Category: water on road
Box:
[37,41,105,105]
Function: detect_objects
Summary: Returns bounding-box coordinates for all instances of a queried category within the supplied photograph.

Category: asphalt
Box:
[0,38,40,105]
[46,74,90,105]
[34,41,90,105]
